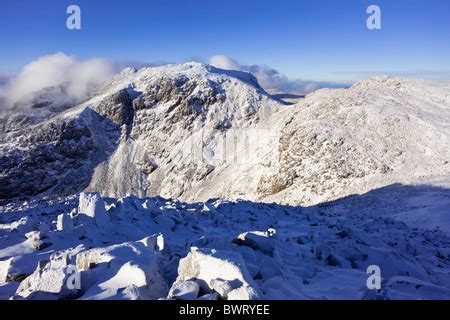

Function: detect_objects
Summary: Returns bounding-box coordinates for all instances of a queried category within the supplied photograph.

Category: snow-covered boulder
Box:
[25,231,44,241]
[138,233,165,252]
[56,213,73,232]
[76,239,165,270]
[209,278,235,299]
[0,258,13,283]
[15,253,79,300]
[177,247,261,300]
[10,217,36,234]
[76,249,111,271]
[78,192,110,228]
[197,292,219,300]
[76,242,132,271]
[75,241,168,300]
[227,285,261,300]
[24,230,52,251]
[81,261,167,300]
[168,280,200,300]
[233,230,276,254]
[115,285,150,300]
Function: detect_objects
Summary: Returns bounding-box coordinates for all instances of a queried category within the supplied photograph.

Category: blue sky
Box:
[1,0,449,82]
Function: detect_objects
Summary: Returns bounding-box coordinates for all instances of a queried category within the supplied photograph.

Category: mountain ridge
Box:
[1,64,450,206]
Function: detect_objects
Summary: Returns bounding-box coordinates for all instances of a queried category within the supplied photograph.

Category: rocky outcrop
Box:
[233,230,277,255]
[2,191,450,300]
[77,192,110,228]
[0,115,97,200]
[75,241,169,300]
[176,247,261,300]
[56,213,73,232]
[168,280,200,300]
[96,89,134,127]
[14,251,81,300]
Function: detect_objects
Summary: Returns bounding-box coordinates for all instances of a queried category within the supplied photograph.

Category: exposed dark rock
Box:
[96,89,134,126]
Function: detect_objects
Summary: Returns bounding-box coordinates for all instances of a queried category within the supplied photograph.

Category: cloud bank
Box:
[0,52,118,107]
[0,52,347,112]
[208,55,347,94]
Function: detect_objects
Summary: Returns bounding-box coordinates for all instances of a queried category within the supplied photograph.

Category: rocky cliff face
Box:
[0,63,280,202]
[84,63,280,200]
[0,112,96,199]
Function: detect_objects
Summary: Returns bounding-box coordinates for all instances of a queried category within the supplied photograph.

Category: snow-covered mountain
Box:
[260,76,450,205]
[1,63,450,206]
[1,63,450,300]
[0,62,281,202]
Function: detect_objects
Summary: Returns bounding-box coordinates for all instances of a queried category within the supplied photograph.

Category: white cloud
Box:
[209,55,347,94]
[209,55,242,72]
[0,52,348,112]
[1,52,117,107]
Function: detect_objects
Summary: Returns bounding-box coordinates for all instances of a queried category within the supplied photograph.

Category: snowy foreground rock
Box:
[175,247,261,300]
[1,187,450,300]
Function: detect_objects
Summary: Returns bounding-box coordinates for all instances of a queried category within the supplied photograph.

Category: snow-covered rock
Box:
[168,280,200,300]
[197,292,219,300]
[155,215,176,231]
[258,77,450,205]
[14,252,79,300]
[177,247,261,300]
[233,230,276,254]
[25,231,43,241]
[138,233,165,252]
[0,258,13,283]
[209,278,235,299]
[10,217,36,234]
[56,213,73,232]
[76,241,144,271]
[75,240,168,300]
[227,285,261,300]
[77,192,110,227]
[0,190,450,300]
[24,230,52,251]
[81,261,167,300]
